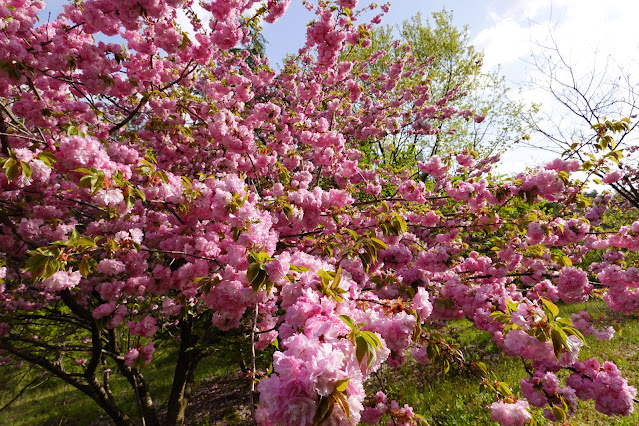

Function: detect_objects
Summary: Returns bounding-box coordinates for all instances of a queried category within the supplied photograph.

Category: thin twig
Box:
[249,303,259,424]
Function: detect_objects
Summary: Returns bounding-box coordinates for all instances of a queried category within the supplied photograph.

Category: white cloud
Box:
[475,0,639,79]
[174,2,265,44]
[175,2,212,41]
[473,18,530,70]
[470,0,639,170]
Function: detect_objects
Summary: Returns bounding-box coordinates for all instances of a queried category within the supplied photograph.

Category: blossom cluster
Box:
[0,0,637,425]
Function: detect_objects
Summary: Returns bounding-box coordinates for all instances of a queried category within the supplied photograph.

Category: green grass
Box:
[0,341,247,425]
[2,300,639,425]
[369,299,639,425]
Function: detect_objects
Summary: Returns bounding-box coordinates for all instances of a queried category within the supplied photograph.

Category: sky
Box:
[37,0,639,174]
[258,0,639,173]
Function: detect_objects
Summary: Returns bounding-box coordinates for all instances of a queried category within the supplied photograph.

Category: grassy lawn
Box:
[370,299,639,425]
[1,299,638,425]
[0,343,250,425]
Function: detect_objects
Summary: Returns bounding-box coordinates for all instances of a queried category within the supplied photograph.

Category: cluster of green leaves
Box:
[377,211,408,237]
[317,266,348,302]
[113,170,146,209]
[246,250,273,293]
[22,246,65,282]
[193,275,221,295]
[339,315,383,373]
[343,229,389,273]
[22,228,144,282]
[23,228,99,281]
[492,298,586,359]
[418,329,466,376]
[313,377,353,425]
[74,168,106,195]
[246,250,309,296]
[180,176,203,203]
[0,148,53,182]
[226,192,246,214]
[1,156,30,182]
[136,152,169,184]
[578,118,628,176]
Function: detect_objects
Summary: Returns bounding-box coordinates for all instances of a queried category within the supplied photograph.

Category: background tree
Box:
[350,9,536,168]
[526,33,639,208]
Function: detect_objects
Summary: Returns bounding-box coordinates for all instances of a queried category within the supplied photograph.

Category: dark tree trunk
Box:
[106,329,160,426]
[166,317,201,426]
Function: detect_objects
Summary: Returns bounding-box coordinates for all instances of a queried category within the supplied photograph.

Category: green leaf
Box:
[23,253,49,280]
[312,395,334,425]
[361,330,381,348]
[247,263,268,292]
[551,328,567,358]
[369,237,388,250]
[392,214,408,233]
[333,392,354,425]
[73,167,94,175]
[555,317,573,326]
[562,326,587,344]
[339,315,356,330]
[330,266,342,290]
[540,297,559,318]
[335,378,349,393]
[19,161,32,179]
[179,32,190,51]
[497,382,513,396]
[345,229,359,240]
[67,126,79,136]
[289,264,309,273]
[551,405,567,423]
[355,335,368,366]
[318,269,333,287]
[5,162,18,181]
[79,256,95,278]
[359,251,372,273]
[413,413,430,426]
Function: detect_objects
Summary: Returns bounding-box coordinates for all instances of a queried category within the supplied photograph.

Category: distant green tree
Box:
[350,9,536,166]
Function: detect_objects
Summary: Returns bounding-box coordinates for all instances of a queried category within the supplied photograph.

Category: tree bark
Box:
[106,329,160,426]
[0,340,134,425]
[166,317,200,426]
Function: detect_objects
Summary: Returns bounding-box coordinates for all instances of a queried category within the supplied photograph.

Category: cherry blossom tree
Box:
[0,1,638,425]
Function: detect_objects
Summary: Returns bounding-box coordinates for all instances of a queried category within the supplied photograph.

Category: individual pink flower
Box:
[127,317,158,337]
[97,259,127,276]
[488,400,531,426]
[162,298,182,316]
[140,342,155,366]
[418,156,447,178]
[41,270,82,291]
[92,302,117,319]
[603,169,624,184]
[412,288,433,320]
[556,267,592,303]
[124,348,139,367]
